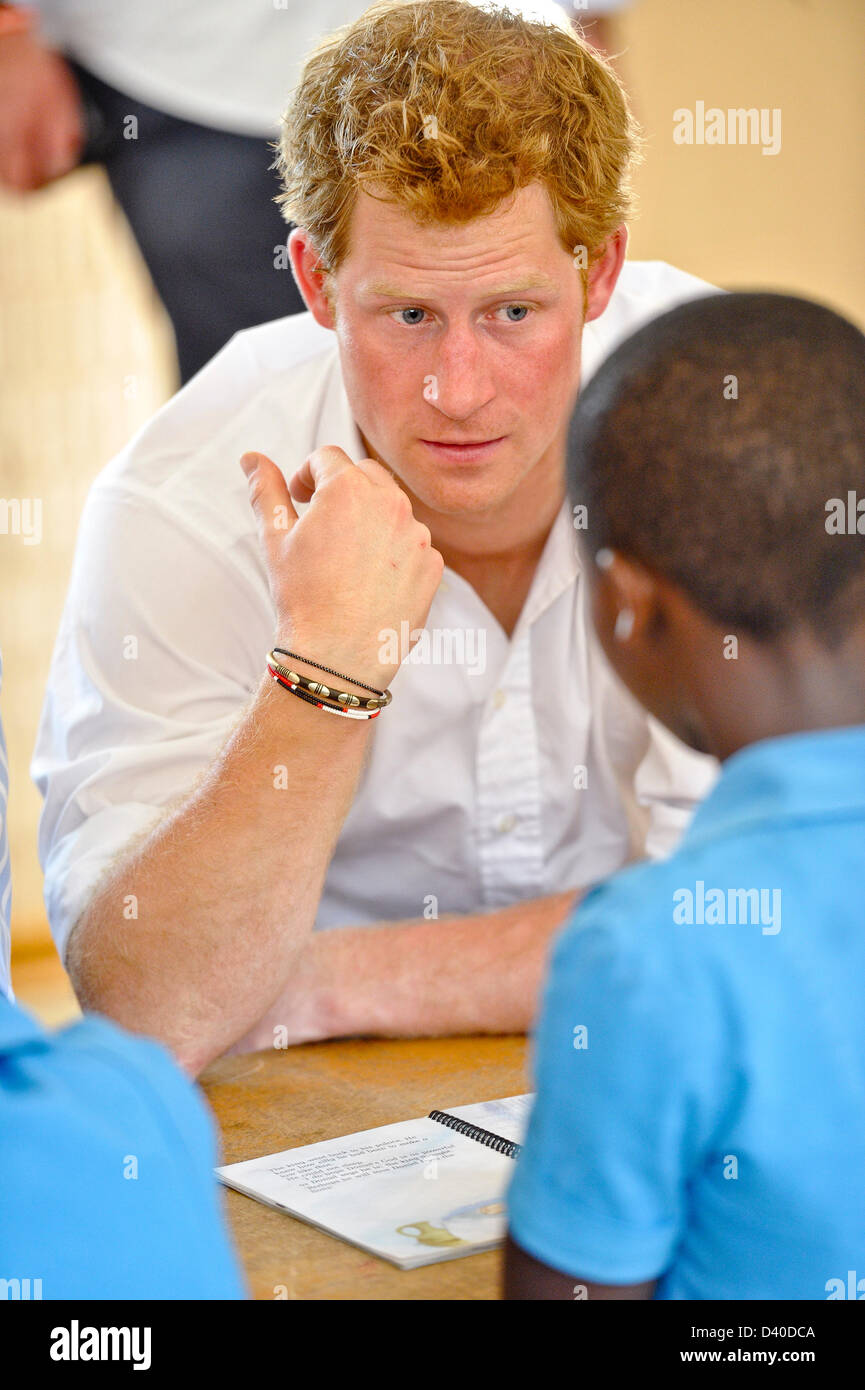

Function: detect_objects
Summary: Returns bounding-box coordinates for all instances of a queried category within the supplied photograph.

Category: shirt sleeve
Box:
[30,479,269,963]
[506,883,729,1285]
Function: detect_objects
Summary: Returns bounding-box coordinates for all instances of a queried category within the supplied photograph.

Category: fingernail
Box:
[240,453,258,477]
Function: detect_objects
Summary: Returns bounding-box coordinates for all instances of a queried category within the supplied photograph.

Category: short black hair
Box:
[567,291,865,643]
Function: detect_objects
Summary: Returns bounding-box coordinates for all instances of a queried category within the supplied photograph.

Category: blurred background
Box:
[2,0,864,1023]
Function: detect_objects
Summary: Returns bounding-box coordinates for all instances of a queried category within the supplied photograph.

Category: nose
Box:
[424,325,496,421]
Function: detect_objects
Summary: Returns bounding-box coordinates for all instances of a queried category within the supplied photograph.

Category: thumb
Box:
[240,452,299,546]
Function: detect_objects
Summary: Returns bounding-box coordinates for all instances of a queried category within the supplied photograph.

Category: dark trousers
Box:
[69,60,306,384]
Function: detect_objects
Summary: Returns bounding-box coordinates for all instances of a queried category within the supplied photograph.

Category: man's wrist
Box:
[257,667,374,741]
[305,928,351,1040]
[273,627,397,694]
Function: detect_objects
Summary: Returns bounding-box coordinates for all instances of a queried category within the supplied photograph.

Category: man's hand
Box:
[241,446,443,688]
[0,31,84,191]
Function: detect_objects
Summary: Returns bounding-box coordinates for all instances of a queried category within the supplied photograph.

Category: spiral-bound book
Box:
[215,1093,533,1268]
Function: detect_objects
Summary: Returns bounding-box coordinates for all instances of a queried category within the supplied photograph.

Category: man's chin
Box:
[400,474,520,519]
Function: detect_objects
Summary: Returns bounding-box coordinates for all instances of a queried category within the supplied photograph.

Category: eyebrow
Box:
[361,274,560,299]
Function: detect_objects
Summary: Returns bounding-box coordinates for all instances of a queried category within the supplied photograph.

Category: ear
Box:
[591,546,662,651]
[585,224,628,324]
[288,227,336,329]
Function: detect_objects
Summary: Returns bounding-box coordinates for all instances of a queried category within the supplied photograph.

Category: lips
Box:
[420,436,506,461]
[423,438,503,447]
[419,436,506,464]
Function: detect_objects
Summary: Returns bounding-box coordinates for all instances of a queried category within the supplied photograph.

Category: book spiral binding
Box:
[428,1110,521,1160]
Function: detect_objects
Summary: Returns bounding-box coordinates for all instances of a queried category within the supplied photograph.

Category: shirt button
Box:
[496,813,517,834]
[492,689,507,709]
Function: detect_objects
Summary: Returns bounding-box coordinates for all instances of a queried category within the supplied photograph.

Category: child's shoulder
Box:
[564,847,705,939]
[552,840,759,986]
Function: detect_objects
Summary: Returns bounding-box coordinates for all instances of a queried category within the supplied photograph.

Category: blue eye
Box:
[390,303,532,326]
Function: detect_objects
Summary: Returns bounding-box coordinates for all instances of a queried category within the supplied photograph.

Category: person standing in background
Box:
[0,1,375,382]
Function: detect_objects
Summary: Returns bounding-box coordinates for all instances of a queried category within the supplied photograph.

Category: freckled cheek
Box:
[544,323,582,389]
[502,338,580,416]
[342,343,406,423]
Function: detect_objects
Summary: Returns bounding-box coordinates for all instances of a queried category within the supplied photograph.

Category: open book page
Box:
[438,1093,534,1146]
[216,1111,520,1268]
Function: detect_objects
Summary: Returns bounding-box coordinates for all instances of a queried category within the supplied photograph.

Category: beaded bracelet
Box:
[266,661,381,719]
[267,647,392,711]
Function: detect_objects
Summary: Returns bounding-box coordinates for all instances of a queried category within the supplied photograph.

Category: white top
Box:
[29,0,619,138]
[31,260,721,967]
[32,0,372,136]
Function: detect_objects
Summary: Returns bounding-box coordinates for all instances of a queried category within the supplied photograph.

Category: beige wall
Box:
[2,0,864,957]
[622,0,865,324]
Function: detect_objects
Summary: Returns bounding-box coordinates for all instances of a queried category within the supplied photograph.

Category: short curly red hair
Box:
[272,0,641,287]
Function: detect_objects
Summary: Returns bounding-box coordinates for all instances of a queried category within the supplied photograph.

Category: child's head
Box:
[567,292,865,757]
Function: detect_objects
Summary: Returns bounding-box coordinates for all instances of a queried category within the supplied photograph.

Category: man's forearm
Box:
[244,888,583,1047]
[66,673,372,1075]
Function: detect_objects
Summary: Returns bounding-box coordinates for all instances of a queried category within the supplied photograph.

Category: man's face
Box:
[298,184,622,520]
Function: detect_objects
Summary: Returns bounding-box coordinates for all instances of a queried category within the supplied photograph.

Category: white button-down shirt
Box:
[32,261,720,964]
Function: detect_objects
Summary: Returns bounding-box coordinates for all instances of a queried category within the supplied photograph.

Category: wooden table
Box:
[201,1035,529,1300]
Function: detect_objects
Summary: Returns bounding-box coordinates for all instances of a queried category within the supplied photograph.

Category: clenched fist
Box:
[241,446,444,689]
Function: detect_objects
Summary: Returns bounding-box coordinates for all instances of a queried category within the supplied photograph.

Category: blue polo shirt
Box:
[507,723,865,1300]
[0,999,247,1299]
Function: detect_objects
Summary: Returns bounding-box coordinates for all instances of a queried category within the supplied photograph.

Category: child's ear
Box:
[592,547,659,647]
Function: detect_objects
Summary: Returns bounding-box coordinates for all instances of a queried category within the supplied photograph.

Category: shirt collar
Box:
[679,722,865,852]
[515,495,580,634]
